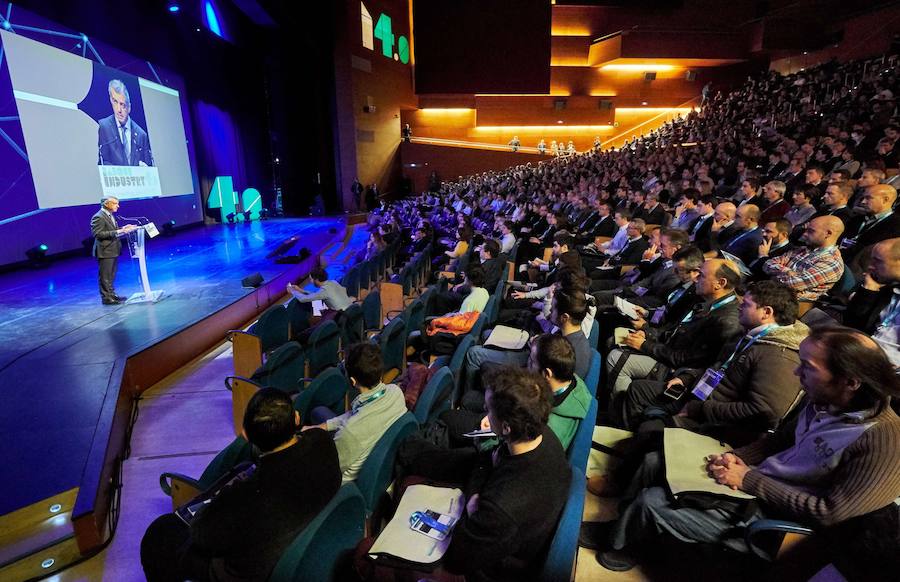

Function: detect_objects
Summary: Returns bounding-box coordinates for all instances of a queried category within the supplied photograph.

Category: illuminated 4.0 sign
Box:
[361,2,409,64]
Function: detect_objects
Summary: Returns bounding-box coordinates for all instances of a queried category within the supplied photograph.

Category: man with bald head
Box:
[763,215,845,303]
[841,184,900,263]
[845,238,900,368]
[704,201,738,258]
[720,204,764,264]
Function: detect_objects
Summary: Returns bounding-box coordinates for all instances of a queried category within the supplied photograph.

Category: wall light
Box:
[601,64,677,72]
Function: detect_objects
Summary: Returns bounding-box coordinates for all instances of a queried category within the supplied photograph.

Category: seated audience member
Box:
[588,219,650,280]
[590,327,900,573]
[583,201,617,240]
[841,184,900,264]
[373,367,571,581]
[397,226,429,264]
[440,225,473,270]
[581,209,631,260]
[621,280,806,437]
[687,195,717,252]
[844,238,900,368]
[762,215,845,304]
[718,204,764,265]
[606,259,743,397]
[671,188,701,230]
[758,180,791,224]
[593,230,691,308]
[704,202,739,257]
[461,288,591,407]
[305,342,407,483]
[141,389,341,582]
[748,218,794,279]
[783,185,817,229]
[442,333,592,451]
[635,191,667,226]
[813,182,854,225]
[524,231,574,284]
[432,248,496,314]
[498,220,517,254]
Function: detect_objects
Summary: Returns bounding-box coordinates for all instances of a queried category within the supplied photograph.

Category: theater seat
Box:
[158,436,254,511]
[412,366,454,425]
[269,483,366,582]
[293,367,349,425]
[539,466,586,582]
[566,397,598,474]
[356,413,418,529]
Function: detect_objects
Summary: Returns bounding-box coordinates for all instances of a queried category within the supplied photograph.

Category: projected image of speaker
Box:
[241,273,264,288]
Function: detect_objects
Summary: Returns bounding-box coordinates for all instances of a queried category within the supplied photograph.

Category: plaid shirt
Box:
[762,246,844,302]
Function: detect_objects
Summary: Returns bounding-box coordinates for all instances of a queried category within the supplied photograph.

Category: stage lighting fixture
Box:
[259,208,270,220]
[162,220,176,236]
[26,244,49,266]
[243,210,252,222]
[167,3,180,13]
[226,212,236,224]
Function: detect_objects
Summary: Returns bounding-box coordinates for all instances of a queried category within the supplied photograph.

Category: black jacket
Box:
[189,429,341,582]
[641,293,743,371]
[844,284,898,335]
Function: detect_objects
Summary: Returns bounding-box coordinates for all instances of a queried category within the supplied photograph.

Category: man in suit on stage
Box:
[97,79,153,167]
[91,196,136,304]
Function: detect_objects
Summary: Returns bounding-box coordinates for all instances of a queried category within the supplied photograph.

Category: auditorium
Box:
[0,1,898,581]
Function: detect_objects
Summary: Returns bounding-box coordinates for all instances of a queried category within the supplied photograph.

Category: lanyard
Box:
[719,325,777,372]
[857,211,893,237]
[877,292,900,331]
[350,385,387,415]
[681,294,736,324]
[727,227,759,248]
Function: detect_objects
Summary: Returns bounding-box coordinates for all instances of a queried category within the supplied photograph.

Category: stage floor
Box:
[0,217,344,518]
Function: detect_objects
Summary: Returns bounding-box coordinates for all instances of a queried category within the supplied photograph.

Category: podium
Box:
[125,223,165,304]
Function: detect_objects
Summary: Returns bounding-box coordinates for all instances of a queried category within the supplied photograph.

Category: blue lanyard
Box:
[681,294,736,324]
[719,325,777,372]
[727,227,759,248]
[350,385,387,415]
[878,292,900,331]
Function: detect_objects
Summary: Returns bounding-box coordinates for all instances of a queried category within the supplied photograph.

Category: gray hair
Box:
[765,180,787,195]
[108,79,130,106]
[101,195,119,206]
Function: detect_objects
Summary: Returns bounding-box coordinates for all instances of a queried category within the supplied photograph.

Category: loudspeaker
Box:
[241,273,264,288]
[598,99,613,110]
[644,72,657,81]
[685,70,697,82]
[553,99,567,111]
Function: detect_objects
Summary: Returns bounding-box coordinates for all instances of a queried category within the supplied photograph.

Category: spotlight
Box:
[167,3,180,13]
[162,220,176,236]
[259,208,270,220]
[243,210,252,222]
[226,212,236,224]
[26,243,49,266]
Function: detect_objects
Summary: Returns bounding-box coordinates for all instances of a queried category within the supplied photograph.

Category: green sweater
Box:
[547,376,593,450]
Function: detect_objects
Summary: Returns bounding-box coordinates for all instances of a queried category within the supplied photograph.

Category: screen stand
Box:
[125,225,165,304]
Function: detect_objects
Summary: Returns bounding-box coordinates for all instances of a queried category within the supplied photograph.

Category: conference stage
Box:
[0,217,347,576]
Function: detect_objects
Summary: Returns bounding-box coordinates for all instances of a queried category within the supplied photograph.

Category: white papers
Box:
[484,325,529,350]
[614,296,641,320]
[144,222,159,238]
[463,428,496,438]
[663,428,754,500]
[613,327,631,346]
[369,485,465,565]
[720,251,752,276]
[312,299,326,317]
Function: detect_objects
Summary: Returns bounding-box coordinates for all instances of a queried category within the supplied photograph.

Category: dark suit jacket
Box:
[91,209,122,258]
[843,284,898,334]
[189,429,341,581]
[689,214,714,252]
[709,223,740,253]
[611,237,650,266]
[841,212,900,263]
[721,227,764,265]
[480,256,504,291]
[636,204,668,226]
[641,294,743,370]
[759,199,791,224]
[812,206,854,226]
[98,115,153,166]
[590,215,617,238]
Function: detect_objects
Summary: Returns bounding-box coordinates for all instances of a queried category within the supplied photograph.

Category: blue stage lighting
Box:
[26,244,49,266]
[204,1,224,38]
[168,4,181,13]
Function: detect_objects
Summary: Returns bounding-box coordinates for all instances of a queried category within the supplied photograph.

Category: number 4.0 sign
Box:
[361,2,409,64]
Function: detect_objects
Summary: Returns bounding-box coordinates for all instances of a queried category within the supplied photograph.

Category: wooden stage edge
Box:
[58,219,351,570]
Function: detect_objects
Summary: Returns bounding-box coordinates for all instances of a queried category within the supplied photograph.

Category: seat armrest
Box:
[745,519,814,561]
